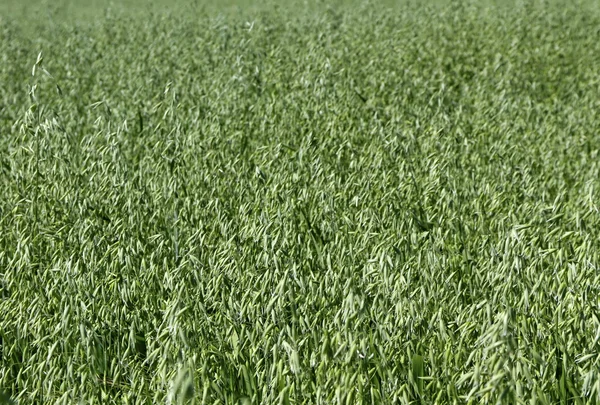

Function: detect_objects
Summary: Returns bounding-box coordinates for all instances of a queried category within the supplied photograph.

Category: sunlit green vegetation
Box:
[1,0,600,403]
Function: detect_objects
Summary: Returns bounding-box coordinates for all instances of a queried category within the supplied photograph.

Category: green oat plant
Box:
[1,0,600,403]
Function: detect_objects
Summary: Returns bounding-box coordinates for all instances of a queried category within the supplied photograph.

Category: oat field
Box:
[1,0,600,403]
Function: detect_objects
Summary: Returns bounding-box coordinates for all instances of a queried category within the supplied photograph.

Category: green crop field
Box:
[1,0,600,403]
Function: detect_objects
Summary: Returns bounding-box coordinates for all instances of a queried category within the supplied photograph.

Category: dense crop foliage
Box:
[1,0,600,403]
